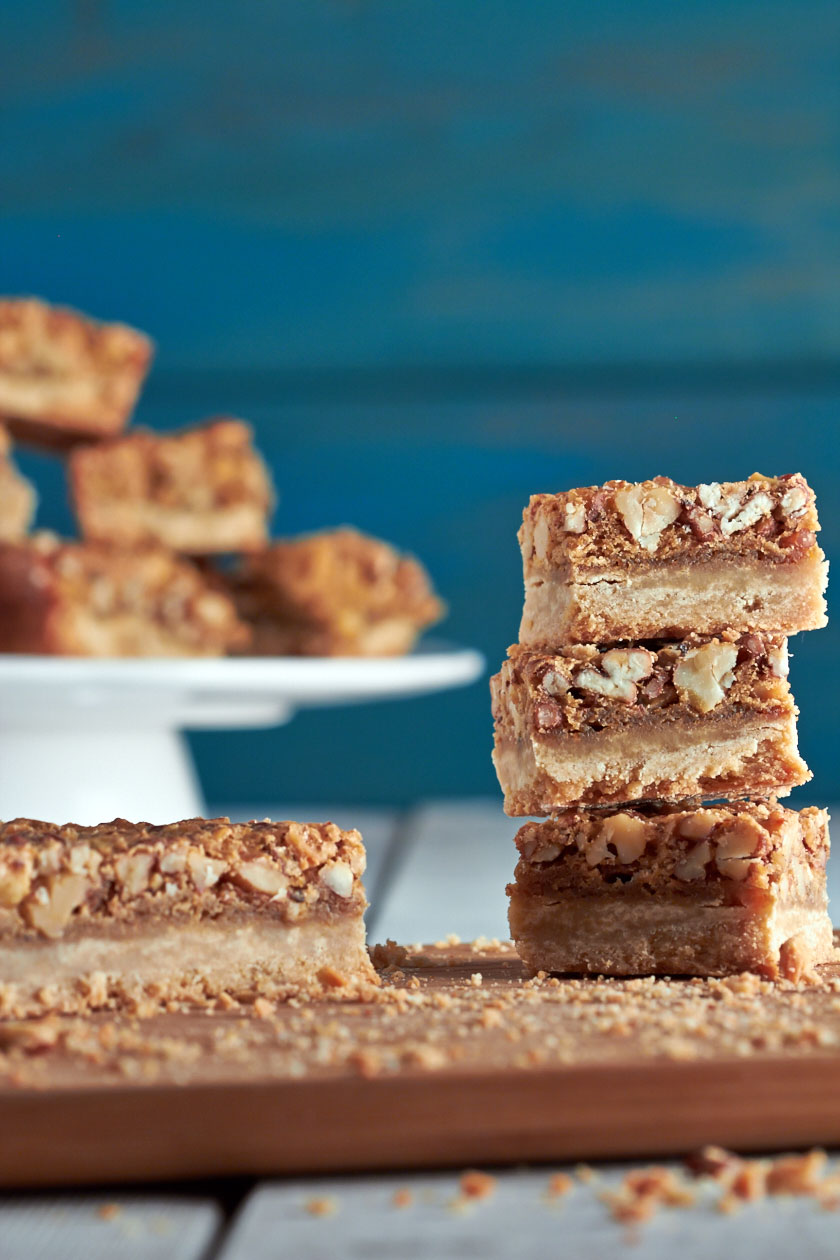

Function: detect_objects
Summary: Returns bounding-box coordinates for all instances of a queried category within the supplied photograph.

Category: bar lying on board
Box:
[518,474,827,646]
[70,419,274,554]
[508,802,834,979]
[0,816,376,1016]
[0,297,152,447]
[491,635,809,813]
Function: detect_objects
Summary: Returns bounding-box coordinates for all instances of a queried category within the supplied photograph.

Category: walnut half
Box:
[613,484,680,552]
[673,642,738,713]
[574,648,654,704]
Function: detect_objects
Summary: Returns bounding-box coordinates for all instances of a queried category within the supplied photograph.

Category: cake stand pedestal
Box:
[0,645,483,824]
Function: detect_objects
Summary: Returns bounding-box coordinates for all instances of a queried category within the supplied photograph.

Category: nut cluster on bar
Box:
[493,474,833,979]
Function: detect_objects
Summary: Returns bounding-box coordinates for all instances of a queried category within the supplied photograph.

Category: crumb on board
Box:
[304,1196,337,1218]
[545,1172,574,1199]
[459,1170,497,1201]
[1,940,840,1103]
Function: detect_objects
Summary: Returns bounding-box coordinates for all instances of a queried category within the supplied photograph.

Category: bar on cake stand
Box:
[0,535,248,656]
[0,298,152,447]
[70,419,274,554]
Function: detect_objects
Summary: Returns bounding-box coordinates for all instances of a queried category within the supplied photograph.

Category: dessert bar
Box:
[226,526,445,656]
[0,816,376,1015]
[508,802,834,978]
[0,535,247,656]
[0,298,152,446]
[491,635,809,813]
[0,424,35,541]
[519,474,827,645]
[70,419,274,554]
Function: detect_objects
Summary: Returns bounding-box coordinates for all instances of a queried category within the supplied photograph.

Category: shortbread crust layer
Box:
[520,552,827,646]
[508,803,833,978]
[0,917,374,1017]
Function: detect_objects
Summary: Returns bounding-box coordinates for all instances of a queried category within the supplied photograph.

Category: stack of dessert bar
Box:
[492,475,834,980]
[0,297,442,657]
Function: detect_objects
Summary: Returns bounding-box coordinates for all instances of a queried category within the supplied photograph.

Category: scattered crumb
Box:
[459,1170,497,1201]
[469,973,483,988]
[316,966,347,990]
[253,998,275,1020]
[601,1166,694,1224]
[370,940,409,971]
[392,1188,413,1209]
[305,1196,337,1218]
[766,1149,827,1194]
[96,1203,121,1222]
[545,1172,574,1199]
[575,1164,597,1184]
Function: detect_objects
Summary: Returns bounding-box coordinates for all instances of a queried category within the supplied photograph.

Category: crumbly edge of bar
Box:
[492,634,792,738]
[70,419,274,516]
[0,297,152,376]
[0,817,368,940]
[520,473,820,568]
[0,427,35,538]
[512,803,829,897]
[229,528,445,632]
[0,535,248,654]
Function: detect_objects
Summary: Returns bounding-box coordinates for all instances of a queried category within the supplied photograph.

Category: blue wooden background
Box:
[4,2,840,805]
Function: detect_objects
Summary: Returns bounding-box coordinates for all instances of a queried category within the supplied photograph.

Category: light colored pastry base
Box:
[0,916,377,1016]
[0,464,34,542]
[519,553,828,646]
[246,616,425,657]
[494,712,809,813]
[0,376,131,444]
[508,887,835,978]
[50,606,229,657]
[79,502,268,555]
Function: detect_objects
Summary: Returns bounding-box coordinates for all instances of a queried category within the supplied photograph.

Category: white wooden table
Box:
[2,798,838,1259]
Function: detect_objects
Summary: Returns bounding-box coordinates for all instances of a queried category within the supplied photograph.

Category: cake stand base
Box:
[0,646,485,825]
[0,729,205,825]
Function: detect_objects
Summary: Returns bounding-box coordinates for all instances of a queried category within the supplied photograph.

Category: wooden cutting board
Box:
[2,941,840,1188]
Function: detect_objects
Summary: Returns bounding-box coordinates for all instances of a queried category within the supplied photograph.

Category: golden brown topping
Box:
[0,816,367,939]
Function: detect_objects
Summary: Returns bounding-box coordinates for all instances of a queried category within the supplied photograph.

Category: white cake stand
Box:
[0,643,484,824]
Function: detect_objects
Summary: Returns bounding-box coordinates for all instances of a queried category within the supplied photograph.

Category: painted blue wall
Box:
[4,2,840,804]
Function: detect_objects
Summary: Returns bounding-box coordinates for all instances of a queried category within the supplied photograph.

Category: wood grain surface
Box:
[3,942,840,1189]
